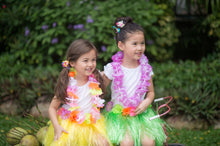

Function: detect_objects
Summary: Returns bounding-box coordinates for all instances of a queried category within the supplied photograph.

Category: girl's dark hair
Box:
[113,16,144,45]
[55,39,105,102]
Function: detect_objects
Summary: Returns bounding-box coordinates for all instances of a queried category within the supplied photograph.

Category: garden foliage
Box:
[0,53,59,112]
[203,13,220,51]
[153,52,220,123]
[0,0,180,66]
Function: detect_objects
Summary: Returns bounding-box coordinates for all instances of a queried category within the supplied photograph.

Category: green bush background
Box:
[1,0,220,125]
[1,0,180,65]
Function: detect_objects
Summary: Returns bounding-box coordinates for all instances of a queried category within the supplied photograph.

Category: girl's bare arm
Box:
[49,97,61,129]
[102,73,111,89]
[49,96,68,140]
[135,77,155,114]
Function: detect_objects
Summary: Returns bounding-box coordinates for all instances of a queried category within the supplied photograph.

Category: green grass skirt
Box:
[104,106,167,146]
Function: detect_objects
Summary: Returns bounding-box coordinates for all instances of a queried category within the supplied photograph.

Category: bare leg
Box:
[96,135,110,146]
[141,134,155,146]
[120,132,134,146]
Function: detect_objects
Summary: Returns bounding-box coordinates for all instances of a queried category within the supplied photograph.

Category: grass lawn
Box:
[0,113,219,146]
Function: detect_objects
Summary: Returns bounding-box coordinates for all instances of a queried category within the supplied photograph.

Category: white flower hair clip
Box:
[116,20,125,28]
[113,20,125,33]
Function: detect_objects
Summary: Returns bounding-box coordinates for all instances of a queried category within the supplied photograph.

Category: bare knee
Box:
[120,133,134,146]
[120,138,134,146]
[96,136,110,146]
[101,139,110,146]
[141,137,155,146]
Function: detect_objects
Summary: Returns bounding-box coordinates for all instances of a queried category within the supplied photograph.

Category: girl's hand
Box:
[135,100,148,115]
[54,125,68,141]
[135,77,155,115]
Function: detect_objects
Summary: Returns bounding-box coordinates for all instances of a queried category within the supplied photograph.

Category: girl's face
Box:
[118,31,145,62]
[71,49,97,78]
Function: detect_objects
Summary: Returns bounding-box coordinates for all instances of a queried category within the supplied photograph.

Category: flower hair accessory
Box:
[113,20,125,33]
[113,26,120,33]
[116,20,125,28]
[62,60,69,68]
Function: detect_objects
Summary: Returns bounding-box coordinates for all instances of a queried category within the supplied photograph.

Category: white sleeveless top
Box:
[104,63,153,107]
[62,81,93,114]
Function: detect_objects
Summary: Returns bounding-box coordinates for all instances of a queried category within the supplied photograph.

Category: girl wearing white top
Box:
[103,17,167,146]
[43,39,111,146]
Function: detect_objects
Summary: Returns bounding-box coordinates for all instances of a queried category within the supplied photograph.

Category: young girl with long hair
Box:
[44,39,110,146]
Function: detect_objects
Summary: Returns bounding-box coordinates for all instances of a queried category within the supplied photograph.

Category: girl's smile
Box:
[71,49,97,81]
[135,51,143,57]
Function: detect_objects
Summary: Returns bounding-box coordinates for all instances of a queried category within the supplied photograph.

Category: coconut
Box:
[6,127,28,145]
[36,126,48,143]
[20,135,39,146]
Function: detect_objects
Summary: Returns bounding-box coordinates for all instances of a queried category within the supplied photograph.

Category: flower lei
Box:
[111,51,152,108]
[58,70,104,124]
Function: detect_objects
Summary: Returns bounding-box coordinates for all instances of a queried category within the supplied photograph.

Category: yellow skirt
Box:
[43,115,111,146]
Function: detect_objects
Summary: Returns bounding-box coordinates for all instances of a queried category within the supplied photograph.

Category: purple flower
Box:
[73,25,77,29]
[87,16,93,23]
[51,38,58,44]
[52,22,57,27]
[101,45,107,52]
[73,24,84,30]
[25,27,30,36]
[146,40,153,45]
[42,25,48,30]
[78,24,84,29]
[66,1,70,6]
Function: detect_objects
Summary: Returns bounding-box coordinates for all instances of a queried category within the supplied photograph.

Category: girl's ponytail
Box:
[54,68,69,102]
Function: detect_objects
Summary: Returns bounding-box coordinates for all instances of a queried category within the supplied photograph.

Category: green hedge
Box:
[203,13,220,52]
[153,52,220,123]
[1,0,180,66]
[0,53,59,113]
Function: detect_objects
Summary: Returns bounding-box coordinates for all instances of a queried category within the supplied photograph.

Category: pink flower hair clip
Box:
[116,20,125,28]
[62,60,70,69]
[113,20,125,33]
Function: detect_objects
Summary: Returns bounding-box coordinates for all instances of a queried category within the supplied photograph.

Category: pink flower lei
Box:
[111,51,152,107]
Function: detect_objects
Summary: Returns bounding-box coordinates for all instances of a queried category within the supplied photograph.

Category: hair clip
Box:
[116,20,125,28]
[62,60,69,68]
[113,26,120,33]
